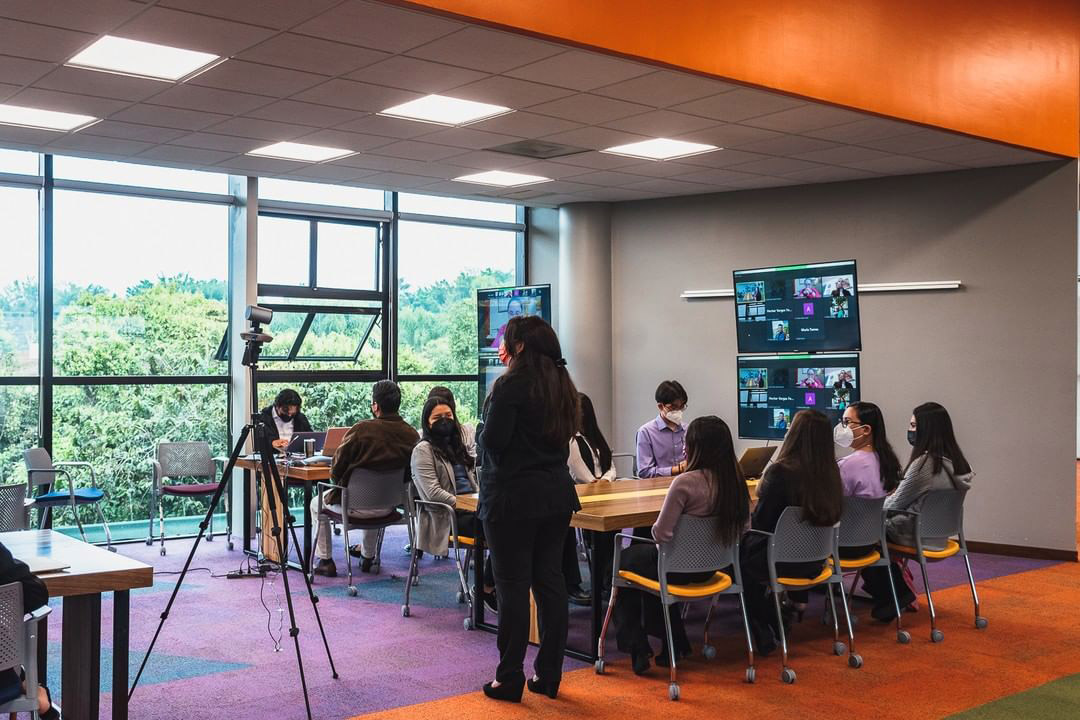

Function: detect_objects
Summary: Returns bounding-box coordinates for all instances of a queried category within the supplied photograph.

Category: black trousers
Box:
[585,529,617,599]
[739,533,823,649]
[612,543,711,654]
[562,526,582,590]
[859,562,914,608]
[484,512,573,683]
[455,510,494,588]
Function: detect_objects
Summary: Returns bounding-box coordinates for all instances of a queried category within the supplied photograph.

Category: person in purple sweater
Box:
[613,416,750,676]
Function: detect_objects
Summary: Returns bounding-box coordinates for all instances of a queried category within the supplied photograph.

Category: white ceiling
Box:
[0,0,1058,207]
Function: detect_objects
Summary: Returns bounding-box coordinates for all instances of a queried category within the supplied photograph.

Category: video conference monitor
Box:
[478,354,507,408]
[736,353,860,440]
[477,284,551,353]
[733,260,860,354]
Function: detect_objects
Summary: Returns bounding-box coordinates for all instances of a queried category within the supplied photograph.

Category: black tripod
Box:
[130,308,338,720]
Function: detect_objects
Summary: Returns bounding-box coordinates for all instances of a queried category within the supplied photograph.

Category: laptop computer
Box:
[322,426,350,456]
[283,431,326,455]
[738,445,777,480]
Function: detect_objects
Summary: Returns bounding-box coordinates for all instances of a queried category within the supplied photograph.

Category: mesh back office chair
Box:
[597,515,756,700]
[147,442,232,556]
[23,448,112,550]
[0,582,51,718]
[402,492,474,624]
[748,506,861,684]
[0,484,28,532]
[887,488,986,642]
[312,468,409,597]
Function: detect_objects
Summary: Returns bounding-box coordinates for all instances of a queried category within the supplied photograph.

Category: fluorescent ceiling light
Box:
[247,142,355,162]
[453,170,551,187]
[601,138,720,161]
[67,36,221,82]
[0,103,98,132]
[379,94,512,126]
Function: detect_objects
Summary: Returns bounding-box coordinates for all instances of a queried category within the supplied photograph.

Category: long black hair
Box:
[577,393,613,474]
[685,416,749,546]
[848,401,902,492]
[420,395,473,469]
[774,409,842,526]
[908,402,971,476]
[497,315,579,446]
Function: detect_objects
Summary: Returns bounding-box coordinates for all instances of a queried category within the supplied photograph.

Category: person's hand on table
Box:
[272,439,289,450]
[671,460,687,475]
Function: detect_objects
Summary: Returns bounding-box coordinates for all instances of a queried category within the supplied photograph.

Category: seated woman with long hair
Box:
[613,416,750,675]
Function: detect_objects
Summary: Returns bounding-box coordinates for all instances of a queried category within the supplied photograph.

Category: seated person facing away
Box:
[614,416,750,676]
[259,388,313,452]
[311,380,419,577]
[0,542,58,719]
[636,380,689,478]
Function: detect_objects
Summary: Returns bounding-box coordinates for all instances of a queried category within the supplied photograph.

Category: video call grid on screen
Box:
[733,260,860,354]
[476,284,551,354]
[737,353,860,440]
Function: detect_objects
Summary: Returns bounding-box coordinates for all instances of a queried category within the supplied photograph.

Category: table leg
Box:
[472,535,485,630]
[63,593,102,720]
[242,467,253,555]
[302,480,313,574]
[589,530,602,662]
[37,613,47,687]
[112,590,129,720]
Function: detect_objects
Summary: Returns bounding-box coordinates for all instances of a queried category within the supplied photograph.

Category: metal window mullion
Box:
[52,178,234,206]
[0,172,43,190]
[387,196,397,381]
[261,304,380,315]
[288,313,316,361]
[352,313,379,362]
[39,155,53,455]
[257,200,391,223]
[52,375,230,386]
[517,205,528,286]
[308,218,318,289]
[396,212,524,232]
[256,284,383,302]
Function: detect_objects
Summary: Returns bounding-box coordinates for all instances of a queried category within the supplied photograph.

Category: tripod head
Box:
[241,305,274,421]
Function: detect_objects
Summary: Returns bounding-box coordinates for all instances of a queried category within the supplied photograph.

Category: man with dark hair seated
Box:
[636,380,690,478]
[310,380,419,577]
[258,388,313,452]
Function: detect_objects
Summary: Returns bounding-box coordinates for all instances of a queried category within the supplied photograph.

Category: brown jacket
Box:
[328,413,419,503]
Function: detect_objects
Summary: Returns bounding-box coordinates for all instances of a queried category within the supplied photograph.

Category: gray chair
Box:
[747,506,861,684]
[0,582,52,719]
[611,451,638,479]
[402,493,473,623]
[597,515,756,700]
[147,442,231,556]
[0,483,28,532]
[311,468,409,596]
[23,448,112,550]
[887,488,987,642]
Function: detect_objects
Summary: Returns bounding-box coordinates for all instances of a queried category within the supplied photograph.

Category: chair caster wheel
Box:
[848,653,863,669]
[347,586,358,597]
[781,668,796,684]
[410,576,419,587]
[227,541,234,551]
[975,616,988,629]
[594,659,605,675]
[668,683,679,701]
[333,527,341,536]
[833,641,846,656]
[463,617,474,631]
[702,644,717,660]
[401,605,410,617]
[145,538,152,546]
[931,629,944,643]
[897,630,911,644]
[456,591,466,604]
[745,666,756,684]
[160,548,166,556]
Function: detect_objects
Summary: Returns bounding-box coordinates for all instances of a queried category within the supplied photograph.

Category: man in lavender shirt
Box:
[636,380,689,478]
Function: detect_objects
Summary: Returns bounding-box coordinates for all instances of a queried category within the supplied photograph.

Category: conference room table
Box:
[1,529,153,720]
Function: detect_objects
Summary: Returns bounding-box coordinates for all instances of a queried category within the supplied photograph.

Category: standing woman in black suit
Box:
[477,315,581,702]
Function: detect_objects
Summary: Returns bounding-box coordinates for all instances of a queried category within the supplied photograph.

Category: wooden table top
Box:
[0,530,153,597]
[236,457,330,482]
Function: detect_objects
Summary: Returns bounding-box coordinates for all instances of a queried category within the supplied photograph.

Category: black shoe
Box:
[527,676,560,699]
[567,586,592,607]
[631,647,652,675]
[483,674,524,702]
[312,559,337,578]
[751,623,778,657]
[655,643,691,668]
[482,589,498,614]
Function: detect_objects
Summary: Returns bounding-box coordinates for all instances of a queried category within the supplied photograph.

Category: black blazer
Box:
[258,405,313,443]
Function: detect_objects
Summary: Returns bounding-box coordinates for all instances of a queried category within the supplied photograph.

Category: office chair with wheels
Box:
[0,582,52,718]
[148,441,232,556]
[23,448,112,550]
[402,496,473,622]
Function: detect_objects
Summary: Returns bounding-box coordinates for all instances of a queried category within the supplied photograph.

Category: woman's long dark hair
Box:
[848,401,901,493]
[774,409,842,525]
[685,416,749,546]
[908,402,971,476]
[496,316,579,445]
[578,393,612,474]
[420,395,473,469]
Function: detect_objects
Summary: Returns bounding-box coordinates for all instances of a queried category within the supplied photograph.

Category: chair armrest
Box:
[744,528,774,537]
[611,453,638,478]
[56,460,98,488]
[611,532,657,578]
[414,499,454,516]
[24,605,51,624]
[28,468,74,496]
[885,508,919,517]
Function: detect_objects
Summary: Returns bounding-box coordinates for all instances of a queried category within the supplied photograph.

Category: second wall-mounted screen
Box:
[737,353,860,440]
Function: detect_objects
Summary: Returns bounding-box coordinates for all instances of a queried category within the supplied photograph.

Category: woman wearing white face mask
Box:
[834,401,901,499]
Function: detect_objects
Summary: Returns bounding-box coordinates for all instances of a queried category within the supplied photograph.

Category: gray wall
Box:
[604,161,1078,552]
[527,207,560,330]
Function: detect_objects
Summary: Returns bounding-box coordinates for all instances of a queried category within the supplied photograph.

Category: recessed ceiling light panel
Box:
[0,103,98,132]
[247,142,355,163]
[67,36,222,82]
[379,94,512,126]
[601,138,720,161]
[453,170,551,187]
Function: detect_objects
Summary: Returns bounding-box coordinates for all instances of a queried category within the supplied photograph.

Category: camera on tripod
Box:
[241,305,274,368]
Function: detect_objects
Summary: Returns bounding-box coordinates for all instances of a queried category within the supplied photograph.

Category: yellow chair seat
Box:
[452,535,476,547]
[838,551,881,569]
[778,564,834,587]
[888,539,960,560]
[618,570,732,598]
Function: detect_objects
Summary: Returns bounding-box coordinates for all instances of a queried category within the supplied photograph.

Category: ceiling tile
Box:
[439,149,535,170]
[246,100,363,128]
[858,128,969,153]
[214,155,310,174]
[669,167,766,185]
[418,179,501,196]
[0,19,95,63]
[47,133,155,156]
[672,123,785,150]
[0,0,143,33]
[546,150,643,170]
[206,116,313,141]
[367,139,464,162]
[594,70,737,108]
[720,174,799,189]
[407,26,563,73]
[805,117,924,143]
[113,6,276,56]
[740,104,867,133]
[780,165,879,183]
[158,0,341,29]
[8,87,128,117]
[449,76,575,110]
[136,143,237,165]
[504,50,652,91]
[574,187,665,202]
[733,134,843,156]
[499,161,592,180]
[83,120,187,144]
[620,177,713,196]
[843,155,959,174]
[293,0,463,53]
[334,113,441,140]
[565,169,652,187]
[286,163,378,182]
[292,79,423,112]
[466,111,582,139]
[912,142,1052,166]
[790,145,894,165]
[528,94,653,125]
[416,127,521,151]
[152,83,274,116]
[664,148,773,169]
[336,154,465,177]
[238,33,390,77]
[189,60,327,97]
[345,56,487,93]
[290,128,397,152]
[724,156,826,175]
[601,109,717,136]
[109,104,231,130]
[955,148,1054,167]
[610,158,709,178]
[0,55,56,86]
[33,66,166,102]
[168,132,265,153]
[671,88,805,122]
[356,170,440,189]
[0,124,71,146]
[539,126,650,151]
[515,179,595,195]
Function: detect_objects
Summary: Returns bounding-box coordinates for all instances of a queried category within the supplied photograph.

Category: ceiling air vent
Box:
[485,139,588,160]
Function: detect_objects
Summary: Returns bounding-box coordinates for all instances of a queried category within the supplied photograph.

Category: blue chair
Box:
[23,447,113,550]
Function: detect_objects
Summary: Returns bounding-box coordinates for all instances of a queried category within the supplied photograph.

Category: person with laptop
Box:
[310,380,419,577]
[636,380,689,478]
[258,388,313,451]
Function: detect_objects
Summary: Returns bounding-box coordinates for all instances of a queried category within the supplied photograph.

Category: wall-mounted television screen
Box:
[736,353,860,440]
[477,284,551,353]
[733,260,860,354]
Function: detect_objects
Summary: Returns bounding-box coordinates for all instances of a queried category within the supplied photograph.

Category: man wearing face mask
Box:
[259,388,313,452]
[636,380,689,478]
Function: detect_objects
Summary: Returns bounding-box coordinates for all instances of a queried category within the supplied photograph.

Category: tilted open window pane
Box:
[258,304,382,371]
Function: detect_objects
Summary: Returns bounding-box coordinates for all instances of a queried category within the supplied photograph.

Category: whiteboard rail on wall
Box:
[681,280,963,299]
